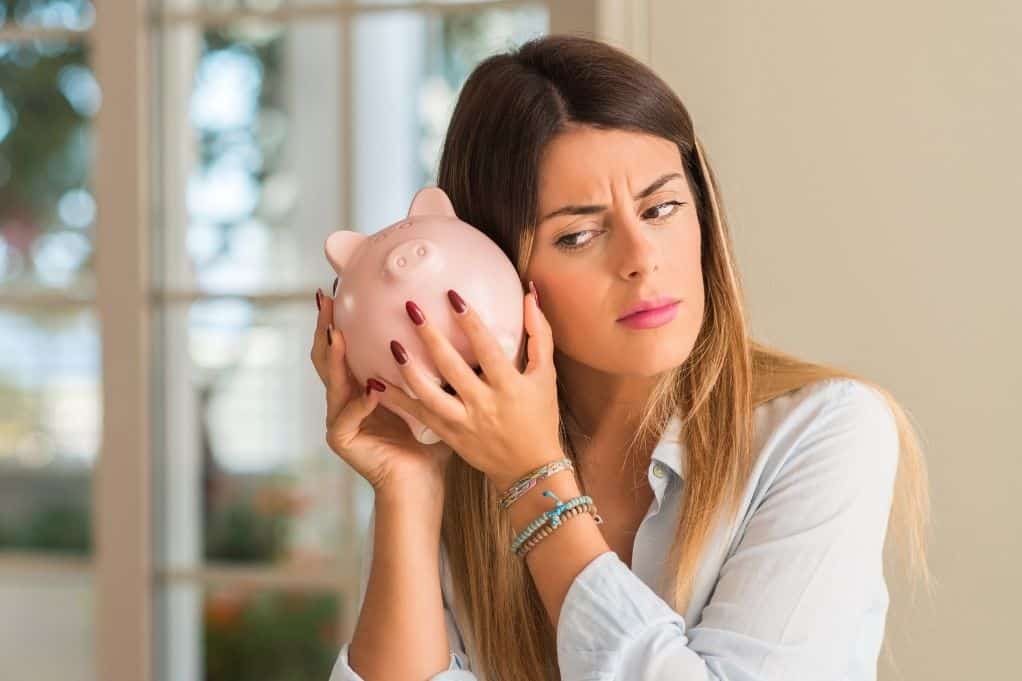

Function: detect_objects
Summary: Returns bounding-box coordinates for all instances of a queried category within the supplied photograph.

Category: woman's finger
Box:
[325,324,355,424]
[388,339,466,425]
[444,289,519,389]
[310,281,336,381]
[326,376,386,457]
[522,282,553,377]
[403,300,486,406]
[373,372,455,445]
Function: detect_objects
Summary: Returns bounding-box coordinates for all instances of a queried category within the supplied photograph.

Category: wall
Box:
[647,2,1020,679]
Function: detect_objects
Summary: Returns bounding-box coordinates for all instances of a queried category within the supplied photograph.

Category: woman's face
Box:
[524,126,705,378]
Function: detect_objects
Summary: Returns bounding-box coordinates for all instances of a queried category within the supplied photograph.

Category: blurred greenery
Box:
[204,589,341,681]
[204,490,292,563]
[0,40,90,217]
[0,36,94,290]
[0,502,90,553]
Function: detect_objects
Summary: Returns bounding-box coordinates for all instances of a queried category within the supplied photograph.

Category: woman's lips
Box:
[616,301,680,329]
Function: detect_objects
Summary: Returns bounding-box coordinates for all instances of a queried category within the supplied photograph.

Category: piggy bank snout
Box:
[384,238,442,279]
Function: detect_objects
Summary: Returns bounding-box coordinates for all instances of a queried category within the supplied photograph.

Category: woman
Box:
[310,34,932,681]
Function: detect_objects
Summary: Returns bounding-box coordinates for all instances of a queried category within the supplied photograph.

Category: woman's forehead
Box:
[537,129,684,208]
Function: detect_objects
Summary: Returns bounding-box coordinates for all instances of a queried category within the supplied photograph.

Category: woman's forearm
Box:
[507,471,610,631]
[347,483,451,681]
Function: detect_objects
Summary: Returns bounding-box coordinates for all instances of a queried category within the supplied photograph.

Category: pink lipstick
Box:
[616,301,680,329]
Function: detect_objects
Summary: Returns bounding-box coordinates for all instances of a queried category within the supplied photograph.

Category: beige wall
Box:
[646,1,1020,679]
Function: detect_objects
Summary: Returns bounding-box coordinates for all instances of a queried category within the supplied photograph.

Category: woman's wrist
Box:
[374,474,446,518]
[505,470,583,538]
[487,449,570,495]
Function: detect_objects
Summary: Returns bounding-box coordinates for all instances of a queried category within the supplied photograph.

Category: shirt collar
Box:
[650,413,685,481]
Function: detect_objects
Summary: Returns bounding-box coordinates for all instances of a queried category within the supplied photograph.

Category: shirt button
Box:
[652,463,666,479]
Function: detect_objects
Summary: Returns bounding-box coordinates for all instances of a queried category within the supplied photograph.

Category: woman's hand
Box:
[375,283,562,493]
[310,283,455,499]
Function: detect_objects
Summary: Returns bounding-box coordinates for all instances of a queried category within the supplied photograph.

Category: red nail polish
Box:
[405,300,425,326]
[390,340,408,365]
[315,288,322,311]
[367,378,386,393]
[447,289,467,314]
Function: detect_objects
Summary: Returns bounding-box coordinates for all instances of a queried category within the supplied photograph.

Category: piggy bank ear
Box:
[407,186,457,219]
[324,230,367,273]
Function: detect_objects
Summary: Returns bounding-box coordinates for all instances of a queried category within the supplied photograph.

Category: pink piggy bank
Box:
[323,186,526,445]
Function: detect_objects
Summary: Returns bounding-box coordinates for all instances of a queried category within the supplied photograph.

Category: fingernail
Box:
[405,300,425,326]
[447,289,467,314]
[390,340,408,365]
[332,277,338,296]
[367,378,386,394]
[315,288,322,311]
[326,325,333,346]
[528,280,540,309]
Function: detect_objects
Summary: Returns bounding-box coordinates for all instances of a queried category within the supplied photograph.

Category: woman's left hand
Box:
[375,283,562,493]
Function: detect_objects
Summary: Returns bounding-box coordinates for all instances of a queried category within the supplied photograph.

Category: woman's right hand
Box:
[310,283,454,498]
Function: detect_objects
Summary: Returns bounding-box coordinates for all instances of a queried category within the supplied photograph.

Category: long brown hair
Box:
[435,33,933,681]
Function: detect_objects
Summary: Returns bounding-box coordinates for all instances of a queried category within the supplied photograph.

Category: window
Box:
[0,1,608,679]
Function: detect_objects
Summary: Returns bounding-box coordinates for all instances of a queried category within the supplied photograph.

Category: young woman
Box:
[310,34,932,681]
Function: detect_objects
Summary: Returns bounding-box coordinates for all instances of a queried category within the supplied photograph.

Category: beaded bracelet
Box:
[497,458,575,511]
[516,504,602,558]
[510,491,593,554]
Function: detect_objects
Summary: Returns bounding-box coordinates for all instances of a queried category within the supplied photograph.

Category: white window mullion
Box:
[150,15,207,681]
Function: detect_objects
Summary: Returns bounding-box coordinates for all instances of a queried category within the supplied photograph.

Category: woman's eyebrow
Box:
[539,172,684,223]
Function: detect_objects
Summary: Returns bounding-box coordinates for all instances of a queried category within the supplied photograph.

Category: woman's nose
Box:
[614,213,659,279]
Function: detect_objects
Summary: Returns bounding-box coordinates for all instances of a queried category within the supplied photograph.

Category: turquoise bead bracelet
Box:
[510,491,593,554]
[515,504,598,558]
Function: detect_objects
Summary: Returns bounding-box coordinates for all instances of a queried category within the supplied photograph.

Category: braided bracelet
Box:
[516,504,602,558]
[497,458,575,510]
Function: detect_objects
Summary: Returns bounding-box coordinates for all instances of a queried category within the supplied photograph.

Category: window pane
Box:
[153,299,369,570]
[0,0,95,30]
[0,39,97,293]
[0,307,99,554]
[155,20,343,294]
[156,583,341,681]
[0,567,95,679]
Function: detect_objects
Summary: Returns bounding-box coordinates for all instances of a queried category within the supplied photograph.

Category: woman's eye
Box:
[554,202,684,252]
[555,230,597,251]
[643,200,684,221]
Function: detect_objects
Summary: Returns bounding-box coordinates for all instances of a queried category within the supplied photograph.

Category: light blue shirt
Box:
[329,377,899,680]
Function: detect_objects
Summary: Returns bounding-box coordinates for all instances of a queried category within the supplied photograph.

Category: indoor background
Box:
[0,1,1016,680]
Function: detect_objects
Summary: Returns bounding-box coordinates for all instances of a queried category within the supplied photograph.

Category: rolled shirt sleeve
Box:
[328,507,479,681]
[556,381,900,681]
[329,642,473,681]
